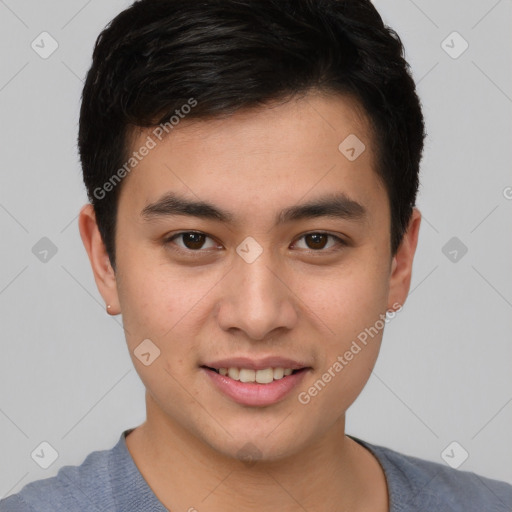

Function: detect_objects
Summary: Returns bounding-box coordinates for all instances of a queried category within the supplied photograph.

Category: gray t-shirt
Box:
[1,429,511,511]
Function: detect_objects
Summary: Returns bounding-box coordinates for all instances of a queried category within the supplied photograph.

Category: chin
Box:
[204,426,313,465]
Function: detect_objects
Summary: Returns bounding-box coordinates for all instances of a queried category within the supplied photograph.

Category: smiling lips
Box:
[202,356,309,383]
[201,356,311,406]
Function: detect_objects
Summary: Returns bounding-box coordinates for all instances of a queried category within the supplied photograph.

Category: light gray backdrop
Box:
[0,0,511,499]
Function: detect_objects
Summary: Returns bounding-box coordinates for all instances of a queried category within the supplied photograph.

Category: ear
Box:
[78,204,121,315]
[387,207,422,311]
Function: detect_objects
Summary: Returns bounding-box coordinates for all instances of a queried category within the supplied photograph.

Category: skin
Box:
[79,91,421,512]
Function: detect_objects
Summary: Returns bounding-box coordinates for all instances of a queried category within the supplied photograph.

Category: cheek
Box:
[116,270,168,344]
[303,254,390,339]
[296,290,387,423]
[295,253,389,403]
[116,264,202,401]
[115,242,179,333]
[115,247,220,366]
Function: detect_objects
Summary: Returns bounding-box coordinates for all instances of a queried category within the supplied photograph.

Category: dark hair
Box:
[78,0,426,268]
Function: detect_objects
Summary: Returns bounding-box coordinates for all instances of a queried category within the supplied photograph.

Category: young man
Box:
[2,0,511,511]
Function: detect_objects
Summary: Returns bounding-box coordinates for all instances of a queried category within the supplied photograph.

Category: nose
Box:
[215,243,298,342]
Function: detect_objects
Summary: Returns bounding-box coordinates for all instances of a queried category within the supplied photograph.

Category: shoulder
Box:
[353,437,512,512]
[0,443,116,512]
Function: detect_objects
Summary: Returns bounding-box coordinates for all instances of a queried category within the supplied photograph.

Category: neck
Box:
[125,395,388,512]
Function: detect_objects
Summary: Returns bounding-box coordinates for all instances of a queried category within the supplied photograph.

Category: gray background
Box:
[0,0,511,499]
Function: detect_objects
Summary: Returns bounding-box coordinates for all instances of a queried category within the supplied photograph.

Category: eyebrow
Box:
[140,191,367,226]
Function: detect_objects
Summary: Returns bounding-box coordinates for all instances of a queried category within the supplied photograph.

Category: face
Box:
[80,91,420,462]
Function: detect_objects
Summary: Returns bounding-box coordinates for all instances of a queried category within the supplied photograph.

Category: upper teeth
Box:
[217,367,294,383]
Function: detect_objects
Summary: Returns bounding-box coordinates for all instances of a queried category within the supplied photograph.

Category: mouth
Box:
[200,361,311,406]
[201,365,307,384]
[200,355,312,406]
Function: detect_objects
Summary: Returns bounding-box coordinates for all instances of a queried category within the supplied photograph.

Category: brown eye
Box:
[165,231,217,252]
[293,232,345,252]
[180,232,207,250]
[304,233,329,250]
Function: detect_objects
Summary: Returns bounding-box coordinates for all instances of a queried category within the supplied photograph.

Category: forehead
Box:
[118,91,387,225]
[144,92,374,161]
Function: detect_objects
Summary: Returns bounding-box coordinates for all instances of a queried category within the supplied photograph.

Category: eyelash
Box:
[163,231,347,257]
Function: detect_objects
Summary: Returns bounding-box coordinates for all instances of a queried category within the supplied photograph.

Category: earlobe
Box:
[387,207,422,310]
[78,204,121,315]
